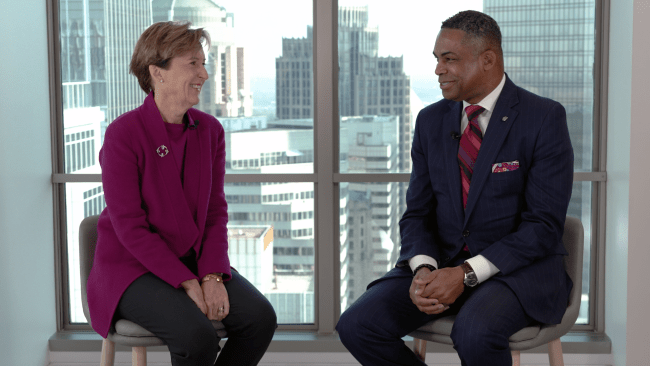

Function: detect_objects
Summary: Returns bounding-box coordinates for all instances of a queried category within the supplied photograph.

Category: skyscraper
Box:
[152,0,252,118]
[275,27,314,120]
[483,0,594,220]
[340,115,401,309]
[484,0,594,173]
[60,0,141,321]
[276,6,412,173]
[104,0,152,124]
[484,0,595,322]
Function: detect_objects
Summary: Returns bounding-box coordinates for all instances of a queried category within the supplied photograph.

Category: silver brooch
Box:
[156,145,169,157]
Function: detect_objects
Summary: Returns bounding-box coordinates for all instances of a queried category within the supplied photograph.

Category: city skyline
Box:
[214,0,483,80]
[59,0,595,325]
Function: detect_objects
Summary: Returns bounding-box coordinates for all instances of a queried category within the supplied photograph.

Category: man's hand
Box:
[415,266,465,306]
[409,268,448,315]
[201,278,230,321]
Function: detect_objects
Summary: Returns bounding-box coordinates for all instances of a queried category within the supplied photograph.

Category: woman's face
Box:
[158,48,208,110]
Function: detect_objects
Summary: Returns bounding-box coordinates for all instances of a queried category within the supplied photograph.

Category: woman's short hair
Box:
[130,21,211,93]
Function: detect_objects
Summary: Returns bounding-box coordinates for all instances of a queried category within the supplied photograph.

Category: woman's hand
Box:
[201,277,229,321]
[181,279,208,315]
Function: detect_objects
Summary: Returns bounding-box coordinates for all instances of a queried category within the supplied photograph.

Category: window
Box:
[51,0,605,334]
[53,0,316,328]
[336,0,604,332]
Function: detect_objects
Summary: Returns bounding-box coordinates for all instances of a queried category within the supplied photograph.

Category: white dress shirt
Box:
[409,74,507,283]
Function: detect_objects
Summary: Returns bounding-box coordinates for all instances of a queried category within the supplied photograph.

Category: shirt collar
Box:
[462,74,507,114]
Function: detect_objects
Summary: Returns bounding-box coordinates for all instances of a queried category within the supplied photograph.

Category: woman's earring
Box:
[155,80,163,101]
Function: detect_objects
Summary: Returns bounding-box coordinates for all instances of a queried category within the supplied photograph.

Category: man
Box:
[337,10,573,366]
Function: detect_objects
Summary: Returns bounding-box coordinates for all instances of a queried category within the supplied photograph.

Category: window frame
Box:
[49,0,609,334]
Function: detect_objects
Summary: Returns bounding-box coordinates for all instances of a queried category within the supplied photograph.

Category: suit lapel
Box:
[463,77,520,225]
[441,101,465,224]
[140,93,199,253]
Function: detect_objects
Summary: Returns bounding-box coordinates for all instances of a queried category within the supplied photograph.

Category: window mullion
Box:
[313,0,338,334]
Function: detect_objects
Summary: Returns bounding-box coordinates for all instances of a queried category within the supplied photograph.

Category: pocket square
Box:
[492,160,519,173]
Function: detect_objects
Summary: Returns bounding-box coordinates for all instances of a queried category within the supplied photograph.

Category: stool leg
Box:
[132,346,147,366]
[412,338,427,361]
[100,338,115,366]
[548,338,565,366]
[511,350,520,366]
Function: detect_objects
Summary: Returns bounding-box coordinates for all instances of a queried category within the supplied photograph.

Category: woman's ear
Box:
[149,64,163,84]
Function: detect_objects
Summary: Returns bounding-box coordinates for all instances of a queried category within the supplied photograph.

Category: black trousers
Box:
[116,254,277,366]
[337,259,533,366]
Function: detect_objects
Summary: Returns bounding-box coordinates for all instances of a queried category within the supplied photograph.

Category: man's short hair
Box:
[441,10,502,58]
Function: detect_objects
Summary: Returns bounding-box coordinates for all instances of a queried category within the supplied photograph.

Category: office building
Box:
[276,6,413,173]
[104,0,152,124]
[484,0,596,322]
[153,0,253,117]
[227,225,274,293]
[340,115,401,309]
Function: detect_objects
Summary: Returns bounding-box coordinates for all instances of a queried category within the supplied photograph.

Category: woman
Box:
[87,21,276,366]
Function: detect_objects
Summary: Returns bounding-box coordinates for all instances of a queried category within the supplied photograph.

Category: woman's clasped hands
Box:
[181,277,230,321]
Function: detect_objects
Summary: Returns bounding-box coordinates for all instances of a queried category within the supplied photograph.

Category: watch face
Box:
[464,274,479,287]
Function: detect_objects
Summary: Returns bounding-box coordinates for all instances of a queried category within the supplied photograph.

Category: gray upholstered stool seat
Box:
[409,216,584,366]
[79,214,228,366]
[410,315,541,345]
[109,319,227,346]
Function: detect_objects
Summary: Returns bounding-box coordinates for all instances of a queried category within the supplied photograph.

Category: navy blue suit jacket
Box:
[392,76,574,325]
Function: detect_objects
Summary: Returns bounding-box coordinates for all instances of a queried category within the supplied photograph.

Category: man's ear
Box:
[481,50,497,71]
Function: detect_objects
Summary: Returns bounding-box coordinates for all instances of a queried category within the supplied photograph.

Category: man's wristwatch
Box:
[413,264,436,276]
[460,262,479,287]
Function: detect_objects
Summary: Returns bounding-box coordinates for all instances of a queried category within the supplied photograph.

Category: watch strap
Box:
[460,262,479,287]
[413,263,436,276]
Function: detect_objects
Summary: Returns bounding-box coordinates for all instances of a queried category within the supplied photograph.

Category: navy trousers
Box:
[337,265,533,366]
[116,254,277,366]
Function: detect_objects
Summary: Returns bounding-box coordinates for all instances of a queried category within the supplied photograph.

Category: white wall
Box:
[605,1,632,364]
[605,0,650,365]
[0,1,57,365]
[626,0,650,363]
[0,1,648,365]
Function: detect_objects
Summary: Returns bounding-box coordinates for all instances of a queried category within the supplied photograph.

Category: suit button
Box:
[463,230,470,237]
[444,256,450,262]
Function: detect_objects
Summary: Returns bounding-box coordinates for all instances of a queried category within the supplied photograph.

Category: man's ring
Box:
[218,307,224,312]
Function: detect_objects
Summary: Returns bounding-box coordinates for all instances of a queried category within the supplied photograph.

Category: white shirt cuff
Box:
[465,255,500,283]
[408,255,438,273]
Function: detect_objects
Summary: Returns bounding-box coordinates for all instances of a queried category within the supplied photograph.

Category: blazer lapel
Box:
[463,77,520,224]
[441,100,465,224]
[140,93,199,254]
[184,111,208,233]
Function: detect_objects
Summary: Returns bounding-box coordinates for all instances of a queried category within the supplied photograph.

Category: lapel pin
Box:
[502,116,508,121]
[156,145,169,157]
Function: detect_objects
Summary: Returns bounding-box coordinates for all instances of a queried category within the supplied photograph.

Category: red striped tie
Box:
[458,105,486,209]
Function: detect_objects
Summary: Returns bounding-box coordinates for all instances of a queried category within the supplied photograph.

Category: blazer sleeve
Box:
[397,109,441,265]
[196,121,231,280]
[100,121,199,288]
[480,102,574,275]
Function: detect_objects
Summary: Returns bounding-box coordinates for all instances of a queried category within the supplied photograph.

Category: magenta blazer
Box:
[87,92,230,338]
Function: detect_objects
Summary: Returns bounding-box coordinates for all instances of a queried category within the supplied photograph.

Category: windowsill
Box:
[49,330,611,354]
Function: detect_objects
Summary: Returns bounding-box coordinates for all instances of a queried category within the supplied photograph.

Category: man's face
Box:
[433,28,489,104]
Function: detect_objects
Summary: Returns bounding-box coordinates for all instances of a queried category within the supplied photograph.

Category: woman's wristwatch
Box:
[202,273,224,283]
